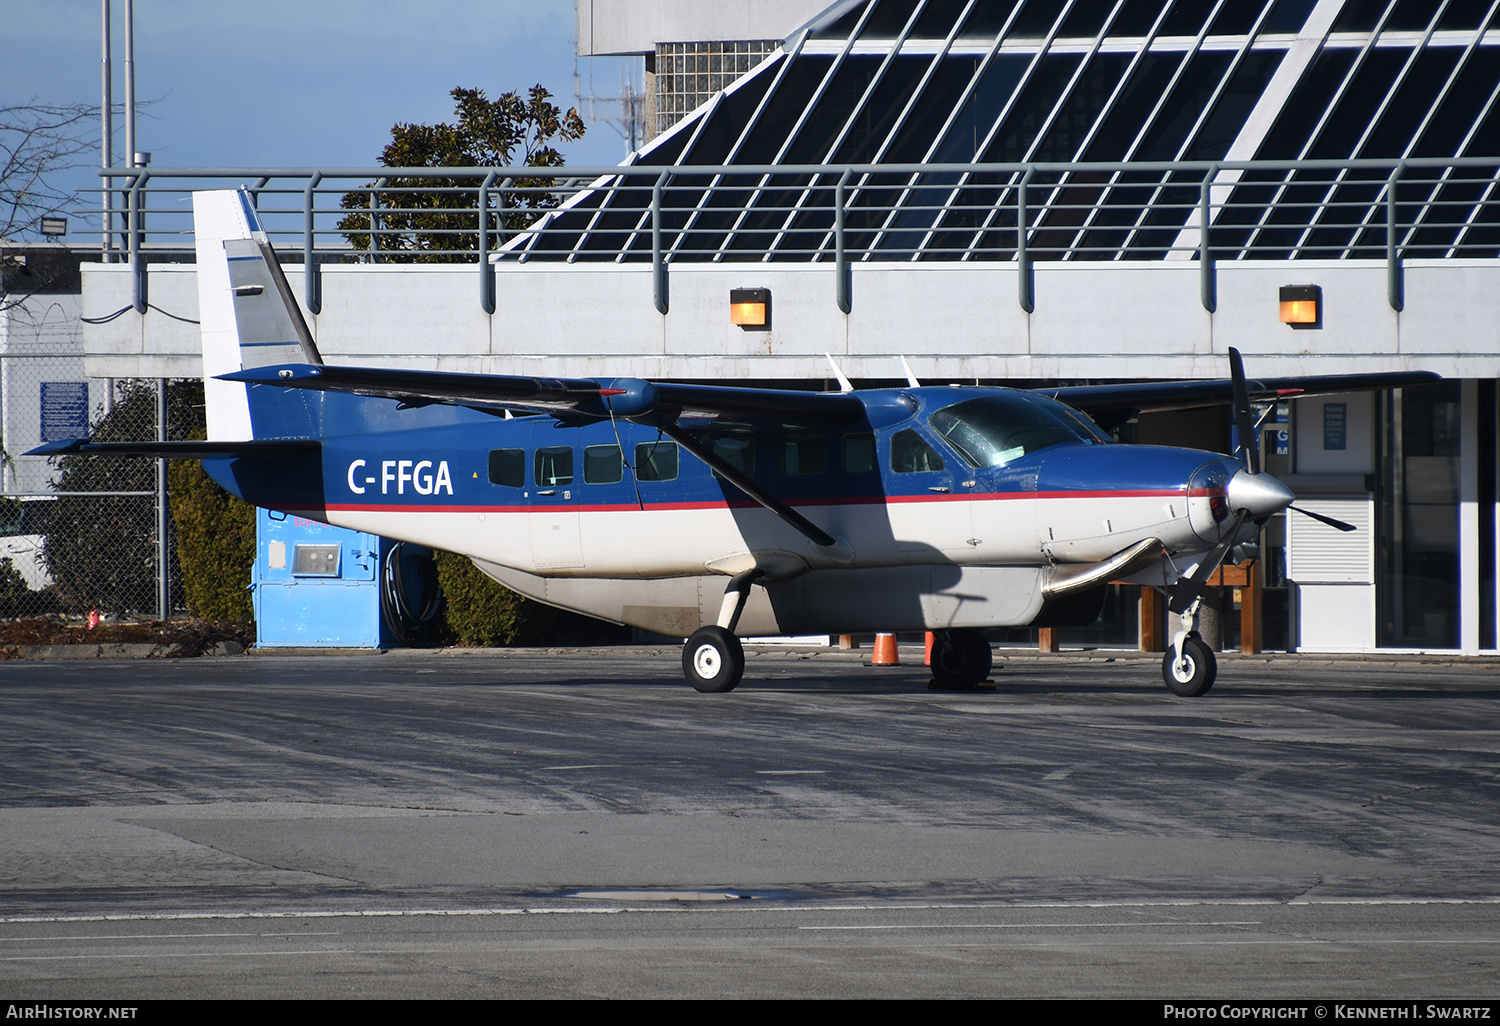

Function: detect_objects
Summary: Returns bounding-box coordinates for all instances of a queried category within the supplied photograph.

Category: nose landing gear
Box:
[1162,634,1216,697]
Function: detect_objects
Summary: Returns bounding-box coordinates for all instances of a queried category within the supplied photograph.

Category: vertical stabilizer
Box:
[193,190,322,441]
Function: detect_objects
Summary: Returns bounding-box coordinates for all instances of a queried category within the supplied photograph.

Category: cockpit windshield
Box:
[929,393,1109,469]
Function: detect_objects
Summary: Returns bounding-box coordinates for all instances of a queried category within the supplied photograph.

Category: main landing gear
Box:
[682,569,762,693]
[680,572,999,694]
[683,626,744,693]
[928,628,993,690]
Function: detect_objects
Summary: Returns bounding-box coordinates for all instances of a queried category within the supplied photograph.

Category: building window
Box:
[655,40,778,137]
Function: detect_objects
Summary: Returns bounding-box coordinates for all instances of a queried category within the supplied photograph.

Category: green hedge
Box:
[168,456,256,623]
[433,550,628,647]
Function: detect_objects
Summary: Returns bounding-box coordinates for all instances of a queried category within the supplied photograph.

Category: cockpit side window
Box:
[929,394,1105,469]
[890,429,945,474]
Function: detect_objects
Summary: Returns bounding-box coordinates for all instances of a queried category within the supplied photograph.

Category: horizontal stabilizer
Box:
[27,438,321,459]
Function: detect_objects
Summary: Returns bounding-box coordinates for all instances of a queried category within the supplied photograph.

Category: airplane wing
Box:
[26,438,322,458]
[1043,370,1442,418]
[223,362,1441,427]
[220,364,867,424]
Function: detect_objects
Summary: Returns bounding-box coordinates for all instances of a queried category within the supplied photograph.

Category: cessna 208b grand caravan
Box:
[37,190,1437,695]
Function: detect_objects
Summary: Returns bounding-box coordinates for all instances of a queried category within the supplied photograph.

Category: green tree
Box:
[338,85,585,260]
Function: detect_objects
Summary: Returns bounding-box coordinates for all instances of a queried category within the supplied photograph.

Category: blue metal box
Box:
[251,509,390,648]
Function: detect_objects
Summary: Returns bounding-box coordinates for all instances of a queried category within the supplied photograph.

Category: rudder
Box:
[193,189,323,441]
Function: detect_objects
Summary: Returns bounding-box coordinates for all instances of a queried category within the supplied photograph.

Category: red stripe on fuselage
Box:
[323,486,1217,516]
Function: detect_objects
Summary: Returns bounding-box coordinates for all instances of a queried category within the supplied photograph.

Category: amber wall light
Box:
[730,287,771,330]
[1279,284,1321,328]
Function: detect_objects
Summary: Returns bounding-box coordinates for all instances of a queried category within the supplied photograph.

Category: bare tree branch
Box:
[0,99,98,241]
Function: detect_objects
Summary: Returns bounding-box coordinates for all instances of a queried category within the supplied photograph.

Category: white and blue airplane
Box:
[37,190,1438,695]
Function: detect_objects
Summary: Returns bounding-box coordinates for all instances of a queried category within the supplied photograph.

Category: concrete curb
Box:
[4,640,246,660]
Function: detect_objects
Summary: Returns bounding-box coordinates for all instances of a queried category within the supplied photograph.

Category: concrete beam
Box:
[82,258,1500,382]
[578,0,830,55]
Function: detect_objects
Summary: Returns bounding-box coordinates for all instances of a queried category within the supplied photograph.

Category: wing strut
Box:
[659,425,853,561]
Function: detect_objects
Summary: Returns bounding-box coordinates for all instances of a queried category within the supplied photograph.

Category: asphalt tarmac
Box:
[1,646,1497,999]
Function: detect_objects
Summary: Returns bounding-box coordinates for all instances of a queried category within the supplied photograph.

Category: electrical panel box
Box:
[252,508,391,648]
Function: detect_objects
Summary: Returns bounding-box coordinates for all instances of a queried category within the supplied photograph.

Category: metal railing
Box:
[96,157,1500,317]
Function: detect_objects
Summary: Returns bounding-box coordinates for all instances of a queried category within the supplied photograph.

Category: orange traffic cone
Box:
[924,631,935,665]
[872,632,900,666]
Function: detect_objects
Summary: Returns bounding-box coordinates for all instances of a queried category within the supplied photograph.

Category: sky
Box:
[3,0,638,207]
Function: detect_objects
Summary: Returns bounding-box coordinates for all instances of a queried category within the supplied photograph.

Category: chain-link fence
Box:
[1,280,195,619]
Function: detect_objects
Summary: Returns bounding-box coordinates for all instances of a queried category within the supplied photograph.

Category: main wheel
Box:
[1161,635,1216,697]
[682,626,745,693]
[930,628,993,690]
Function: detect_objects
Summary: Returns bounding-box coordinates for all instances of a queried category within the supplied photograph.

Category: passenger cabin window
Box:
[711,436,754,475]
[636,440,679,482]
[929,394,1107,469]
[782,434,826,475]
[534,446,574,487]
[842,433,876,473]
[891,429,945,473]
[488,448,525,488]
[584,444,623,484]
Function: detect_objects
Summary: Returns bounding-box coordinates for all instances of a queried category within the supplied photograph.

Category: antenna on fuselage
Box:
[899,356,921,388]
[824,354,854,393]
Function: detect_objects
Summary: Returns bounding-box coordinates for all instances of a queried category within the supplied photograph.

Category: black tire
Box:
[1161,635,1216,697]
[930,628,993,690]
[682,626,745,693]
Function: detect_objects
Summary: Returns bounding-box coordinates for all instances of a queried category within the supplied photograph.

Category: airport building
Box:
[75,0,1500,653]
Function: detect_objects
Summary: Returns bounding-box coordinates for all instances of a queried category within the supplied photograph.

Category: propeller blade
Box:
[1168,509,1249,614]
[1228,347,1260,475]
[1289,504,1357,532]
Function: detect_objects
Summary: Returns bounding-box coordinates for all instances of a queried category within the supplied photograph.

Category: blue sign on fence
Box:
[39,382,89,443]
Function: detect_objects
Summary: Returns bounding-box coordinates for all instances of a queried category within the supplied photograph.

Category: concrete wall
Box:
[1,292,102,494]
[578,0,831,54]
[82,258,1500,383]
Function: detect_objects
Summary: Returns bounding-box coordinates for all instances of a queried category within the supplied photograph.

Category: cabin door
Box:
[530,435,584,570]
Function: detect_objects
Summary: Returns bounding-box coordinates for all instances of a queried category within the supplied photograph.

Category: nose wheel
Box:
[683,626,745,693]
[1162,634,1216,697]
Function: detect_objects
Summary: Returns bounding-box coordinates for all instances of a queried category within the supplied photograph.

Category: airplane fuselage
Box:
[203,385,1243,635]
